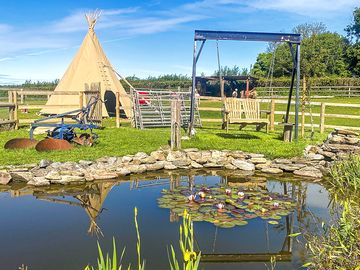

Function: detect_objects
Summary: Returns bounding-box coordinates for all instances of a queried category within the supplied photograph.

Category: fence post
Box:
[20,88,24,104]
[320,103,326,134]
[171,99,181,150]
[348,87,351,98]
[270,99,275,131]
[79,91,84,109]
[116,91,120,128]
[13,91,18,129]
[8,91,14,122]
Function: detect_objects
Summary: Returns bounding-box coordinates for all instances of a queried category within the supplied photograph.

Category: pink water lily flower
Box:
[216,203,225,209]
[238,191,245,197]
[225,189,232,195]
[198,191,206,198]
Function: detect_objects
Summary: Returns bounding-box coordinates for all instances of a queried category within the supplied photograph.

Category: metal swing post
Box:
[189,38,205,136]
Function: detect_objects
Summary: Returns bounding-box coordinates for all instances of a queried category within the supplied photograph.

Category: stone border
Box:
[0,129,357,187]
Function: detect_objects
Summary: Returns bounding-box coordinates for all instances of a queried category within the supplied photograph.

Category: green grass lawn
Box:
[0,96,354,166]
[0,120,326,165]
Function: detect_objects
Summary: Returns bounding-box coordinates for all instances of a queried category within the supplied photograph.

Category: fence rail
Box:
[256,85,360,98]
[199,96,360,133]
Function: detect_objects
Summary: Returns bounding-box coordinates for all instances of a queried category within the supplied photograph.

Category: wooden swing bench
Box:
[222,98,269,132]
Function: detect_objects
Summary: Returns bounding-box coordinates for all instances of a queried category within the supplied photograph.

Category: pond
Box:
[0,170,331,270]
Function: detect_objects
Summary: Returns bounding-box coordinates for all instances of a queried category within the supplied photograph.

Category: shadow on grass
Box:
[216,133,260,140]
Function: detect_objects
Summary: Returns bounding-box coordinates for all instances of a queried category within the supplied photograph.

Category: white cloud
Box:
[244,0,357,16]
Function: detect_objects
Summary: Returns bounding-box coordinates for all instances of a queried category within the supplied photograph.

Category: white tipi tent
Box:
[41,11,132,118]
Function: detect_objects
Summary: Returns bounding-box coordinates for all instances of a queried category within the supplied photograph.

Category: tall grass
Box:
[85,208,144,270]
[329,155,360,191]
[306,157,360,269]
[167,210,201,270]
[86,208,200,270]
[307,200,360,270]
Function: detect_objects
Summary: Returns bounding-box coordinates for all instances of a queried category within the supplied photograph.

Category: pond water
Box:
[0,171,331,270]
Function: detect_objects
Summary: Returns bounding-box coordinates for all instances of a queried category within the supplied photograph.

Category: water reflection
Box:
[1,170,330,269]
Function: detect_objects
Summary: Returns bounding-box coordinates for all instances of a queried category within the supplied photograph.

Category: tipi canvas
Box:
[41,12,132,118]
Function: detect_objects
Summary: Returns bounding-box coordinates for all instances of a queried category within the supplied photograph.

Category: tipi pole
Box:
[116,91,120,128]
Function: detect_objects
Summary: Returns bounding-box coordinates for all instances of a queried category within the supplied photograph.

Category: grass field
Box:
[0,120,327,165]
[0,96,356,166]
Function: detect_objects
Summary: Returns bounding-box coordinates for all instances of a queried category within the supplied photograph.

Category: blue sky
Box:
[0,0,358,84]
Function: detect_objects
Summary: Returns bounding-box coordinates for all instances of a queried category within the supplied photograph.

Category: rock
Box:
[172,159,191,168]
[187,151,202,162]
[231,160,255,171]
[249,157,268,164]
[141,156,157,164]
[183,148,198,153]
[307,153,324,161]
[293,167,323,178]
[190,161,203,169]
[59,170,84,177]
[79,160,93,166]
[10,172,33,182]
[227,151,245,159]
[92,172,118,180]
[167,151,186,162]
[261,167,283,174]
[203,162,222,168]
[0,172,12,185]
[279,164,305,172]
[164,162,178,170]
[321,151,336,160]
[9,167,29,172]
[273,158,292,164]
[116,168,131,176]
[329,135,346,144]
[255,162,271,170]
[27,177,50,186]
[224,164,237,170]
[49,162,62,169]
[150,150,166,161]
[122,156,133,163]
[146,162,165,171]
[345,137,359,145]
[335,128,359,136]
[304,145,318,154]
[247,153,264,158]
[134,152,148,160]
[211,150,226,159]
[45,171,61,180]
[327,144,360,152]
[193,151,212,164]
[51,175,86,184]
[126,164,147,174]
[30,168,49,177]
[39,159,52,168]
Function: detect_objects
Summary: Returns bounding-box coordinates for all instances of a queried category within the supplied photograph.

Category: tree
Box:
[213,65,248,76]
[345,7,360,76]
[251,29,350,78]
[293,22,327,39]
[345,7,360,42]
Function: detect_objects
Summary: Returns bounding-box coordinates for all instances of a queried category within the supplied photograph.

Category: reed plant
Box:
[85,207,144,270]
[167,210,201,270]
[329,155,360,191]
[306,157,360,269]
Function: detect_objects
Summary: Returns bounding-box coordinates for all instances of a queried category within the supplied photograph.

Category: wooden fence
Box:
[256,85,360,98]
[0,88,117,127]
[199,97,360,133]
[0,91,18,129]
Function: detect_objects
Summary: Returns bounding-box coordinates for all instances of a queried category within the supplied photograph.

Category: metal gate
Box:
[132,88,201,129]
